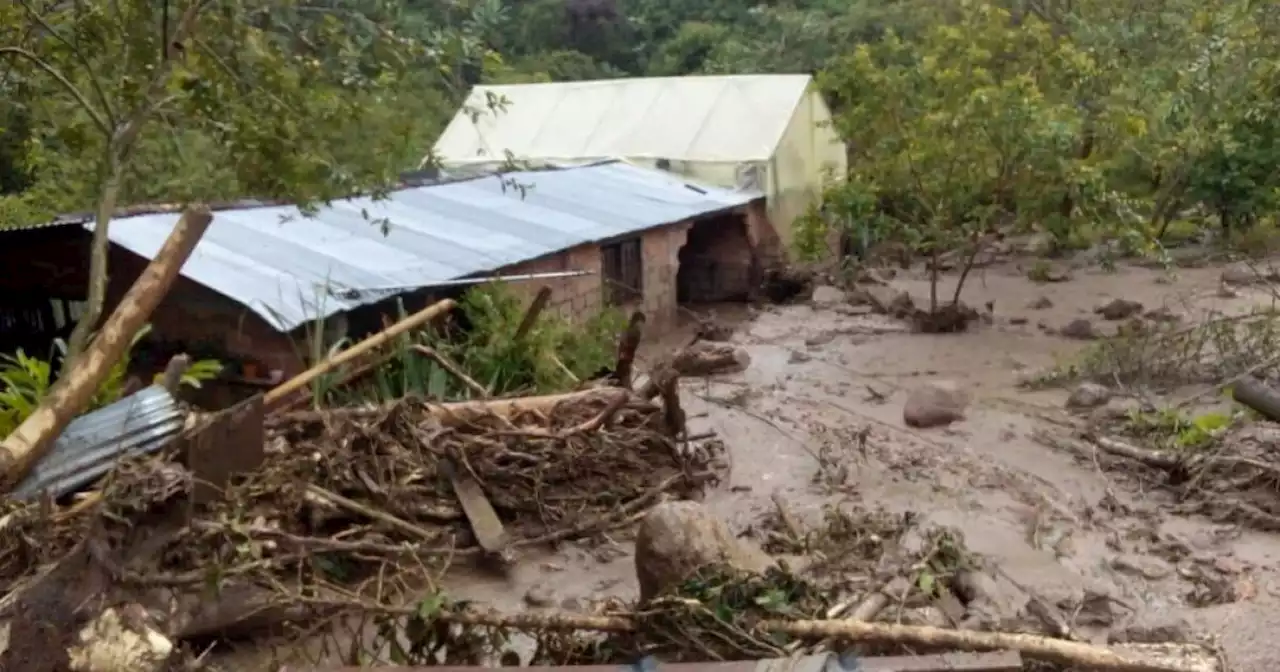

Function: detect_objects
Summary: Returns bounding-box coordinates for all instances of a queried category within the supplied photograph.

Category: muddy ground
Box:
[445,256,1280,672]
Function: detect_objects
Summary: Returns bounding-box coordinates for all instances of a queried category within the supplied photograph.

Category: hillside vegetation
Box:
[2,0,1278,264]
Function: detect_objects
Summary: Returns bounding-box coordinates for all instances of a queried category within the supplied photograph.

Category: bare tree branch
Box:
[17,0,119,127]
[0,46,109,134]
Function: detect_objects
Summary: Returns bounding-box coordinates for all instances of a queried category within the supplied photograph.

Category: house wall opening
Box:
[676,213,756,304]
[601,236,644,306]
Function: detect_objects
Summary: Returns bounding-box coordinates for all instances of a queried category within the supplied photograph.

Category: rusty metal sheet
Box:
[183,394,265,504]
[282,650,1022,672]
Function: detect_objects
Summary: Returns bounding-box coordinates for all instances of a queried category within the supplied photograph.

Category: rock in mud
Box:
[1143,306,1180,323]
[855,267,895,284]
[762,267,815,303]
[1095,298,1144,321]
[903,380,970,429]
[1066,383,1112,409]
[810,285,846,305]
[804,331,835,347]
[1221,264,1265,286]
[1059,318,1099,340]
[853,286,914,318]
[1110,554,1173,580]
[634,501,775,602]
[1108,616,1193,644]
[524,584,555,608]
[1027,296,1054,310]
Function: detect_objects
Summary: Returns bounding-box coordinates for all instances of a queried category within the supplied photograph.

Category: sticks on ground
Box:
[287,603,1218,672]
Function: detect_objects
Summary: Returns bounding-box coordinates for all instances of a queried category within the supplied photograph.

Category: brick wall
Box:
[499,243,605,324]
[639,223,688,327]
[497,222,690,332]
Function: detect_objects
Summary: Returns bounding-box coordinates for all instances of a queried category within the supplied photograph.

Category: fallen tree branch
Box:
[271,387,637,428]
[1032,430,1182,472]
[278,605,1216,672]
[1232,377,1280,423]
[615,311,646,388]
[411,344,489,398]
[263,298,456,412]
[1085,434,1182,471]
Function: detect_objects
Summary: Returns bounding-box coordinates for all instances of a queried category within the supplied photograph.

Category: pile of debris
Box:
[0,282,763,671]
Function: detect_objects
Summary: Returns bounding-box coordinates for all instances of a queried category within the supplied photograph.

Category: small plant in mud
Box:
[1026,259,1054,284]
[1121,407,1236,452]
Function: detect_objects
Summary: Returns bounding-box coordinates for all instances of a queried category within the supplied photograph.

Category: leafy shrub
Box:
[0,324,223,438]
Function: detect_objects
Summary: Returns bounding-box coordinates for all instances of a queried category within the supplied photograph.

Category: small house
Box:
[0,162,769,404]
[431,74,847,253]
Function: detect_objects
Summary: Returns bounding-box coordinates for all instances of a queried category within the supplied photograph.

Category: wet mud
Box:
[446,259,1280,672]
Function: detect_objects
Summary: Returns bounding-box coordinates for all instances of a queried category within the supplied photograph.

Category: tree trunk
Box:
[62,0,206,363]
[0,206,214,492]
[65,158,124,363]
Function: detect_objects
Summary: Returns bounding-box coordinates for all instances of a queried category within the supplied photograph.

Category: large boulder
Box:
[903,380,970,429]
[634,501,774,602]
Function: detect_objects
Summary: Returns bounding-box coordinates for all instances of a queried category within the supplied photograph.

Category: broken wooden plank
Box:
[184,395,265,506]
[441,457,508,557]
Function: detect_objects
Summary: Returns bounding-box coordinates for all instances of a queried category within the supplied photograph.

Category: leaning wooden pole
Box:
[262,298,457,412]
[0,205,215,492]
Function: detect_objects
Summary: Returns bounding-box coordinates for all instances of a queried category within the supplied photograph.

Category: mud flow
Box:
[437,256,1280,671]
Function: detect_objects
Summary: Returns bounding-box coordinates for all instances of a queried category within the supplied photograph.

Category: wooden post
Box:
[262,299,456,412]
[614,311,646,388]
[159,354,191,394]
[0,206,214,492]
[514,286,552,342]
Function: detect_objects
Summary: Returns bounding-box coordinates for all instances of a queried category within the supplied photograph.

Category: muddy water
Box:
[445,260,1280,671]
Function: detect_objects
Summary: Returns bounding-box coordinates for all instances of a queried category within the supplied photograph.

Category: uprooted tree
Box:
[0,0,467,363]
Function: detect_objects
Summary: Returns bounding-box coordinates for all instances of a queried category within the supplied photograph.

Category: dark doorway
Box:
[676,213,756,304]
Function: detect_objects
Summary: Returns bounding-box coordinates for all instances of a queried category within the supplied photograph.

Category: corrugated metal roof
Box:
[12,385,184,500]
[433,75,814,165]
[94,161,760,332]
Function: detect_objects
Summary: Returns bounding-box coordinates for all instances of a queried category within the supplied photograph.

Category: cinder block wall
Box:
[499,222,690,332]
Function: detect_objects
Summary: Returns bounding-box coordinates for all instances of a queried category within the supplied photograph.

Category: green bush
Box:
[0,324,223,438]
[317,283,626,406]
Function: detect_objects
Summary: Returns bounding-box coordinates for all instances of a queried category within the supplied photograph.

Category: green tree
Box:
[813,1,1081,325]
[0,0,458,361]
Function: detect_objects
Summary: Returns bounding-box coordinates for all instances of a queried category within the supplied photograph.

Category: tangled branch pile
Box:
[0,389,721,637]
[1173,424,1280,529]
[1027,309,1280,392]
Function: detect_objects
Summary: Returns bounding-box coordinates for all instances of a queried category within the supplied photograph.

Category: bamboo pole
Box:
[263,299,456,412]
[0,206,214,492]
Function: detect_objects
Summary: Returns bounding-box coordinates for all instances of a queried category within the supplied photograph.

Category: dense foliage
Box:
[4,0,1280,314]
[804,0,1280,277]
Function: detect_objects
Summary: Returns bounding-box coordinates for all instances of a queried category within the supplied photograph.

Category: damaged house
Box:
[0,161,771,402]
